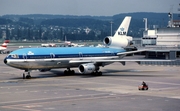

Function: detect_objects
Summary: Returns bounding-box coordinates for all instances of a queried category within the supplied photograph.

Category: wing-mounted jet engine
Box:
[78,63,102,75]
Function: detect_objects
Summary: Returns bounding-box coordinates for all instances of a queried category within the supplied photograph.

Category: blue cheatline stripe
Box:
[8,52,118,59]
[7,47,126,59]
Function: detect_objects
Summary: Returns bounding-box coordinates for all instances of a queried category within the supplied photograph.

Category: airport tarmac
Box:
[0,54,180,111]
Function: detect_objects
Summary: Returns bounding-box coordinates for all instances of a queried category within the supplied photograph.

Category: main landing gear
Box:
[92,71,102,76]
[23,70,31,79]
[64,68,75,75]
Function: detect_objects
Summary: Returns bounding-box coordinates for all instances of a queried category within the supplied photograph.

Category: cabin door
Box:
[22,53,29,67]
[79,52,83,60]
[23,53,27,61]
[50,53,55,60]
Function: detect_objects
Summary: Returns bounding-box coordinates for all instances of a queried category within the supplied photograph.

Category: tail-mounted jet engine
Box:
[103,36,133,48]
[78,63,99,74]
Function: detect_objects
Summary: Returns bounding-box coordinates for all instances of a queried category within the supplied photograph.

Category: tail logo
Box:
[120,27,124,31]
[28,51,34,55]
[118,27,126,35]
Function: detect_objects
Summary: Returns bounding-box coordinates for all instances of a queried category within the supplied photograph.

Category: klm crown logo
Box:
[28,51,34,55]
[118,27,126,35]
[120,27,124,31]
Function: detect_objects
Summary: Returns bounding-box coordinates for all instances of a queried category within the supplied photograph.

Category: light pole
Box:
[143,18,147,31]
[110,21,113,36]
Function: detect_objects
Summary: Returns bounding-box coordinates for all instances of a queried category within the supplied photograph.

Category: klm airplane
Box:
[4,16,143,79]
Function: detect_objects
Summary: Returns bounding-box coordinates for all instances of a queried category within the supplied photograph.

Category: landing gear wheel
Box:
[23,71,31,79]
[70,70,75,75]
[23,73,25,79]
[64,70,68,75]
[98,71,102,76]
[92,71,102,76]
[64,68,75,75]
[26,75,31,79]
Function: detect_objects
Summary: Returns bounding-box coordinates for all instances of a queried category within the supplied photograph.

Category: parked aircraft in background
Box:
[4,16,155,79]
[71,43,85,47]
[41,43,56,47]
[64,36,71,46]
[0,40,10,54]
[64,36,85,47]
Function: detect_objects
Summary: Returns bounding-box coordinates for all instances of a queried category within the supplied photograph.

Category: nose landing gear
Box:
[23,70,31,79]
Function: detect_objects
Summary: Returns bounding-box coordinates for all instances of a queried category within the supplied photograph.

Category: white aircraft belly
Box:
[6,56,119,70]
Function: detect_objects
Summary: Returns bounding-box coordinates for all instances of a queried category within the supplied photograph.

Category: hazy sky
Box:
[0,0,179,16]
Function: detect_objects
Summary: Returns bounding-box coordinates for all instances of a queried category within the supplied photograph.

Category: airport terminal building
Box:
[140,21,180,60]
[132,12,180,66]
[142,27,180,47]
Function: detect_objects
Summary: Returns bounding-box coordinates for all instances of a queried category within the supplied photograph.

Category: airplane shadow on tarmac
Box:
[9,68,173,80]
[102,69,173,77]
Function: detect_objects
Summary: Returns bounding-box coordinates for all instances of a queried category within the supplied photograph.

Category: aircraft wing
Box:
[69,58,176,68]
[43,49,173,66]
[69,59,174,64]
[117,49,148,56]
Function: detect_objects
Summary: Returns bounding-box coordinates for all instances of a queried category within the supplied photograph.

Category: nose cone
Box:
[4,58,7,64]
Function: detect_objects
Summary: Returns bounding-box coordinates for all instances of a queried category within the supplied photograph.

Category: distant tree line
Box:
[0,12,179,41]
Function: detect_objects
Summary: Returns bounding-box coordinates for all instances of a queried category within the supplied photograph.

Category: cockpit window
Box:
[10,54,19,58]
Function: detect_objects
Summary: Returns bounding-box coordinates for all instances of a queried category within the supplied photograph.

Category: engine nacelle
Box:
[103,36,132,48]
[78,63,97,74]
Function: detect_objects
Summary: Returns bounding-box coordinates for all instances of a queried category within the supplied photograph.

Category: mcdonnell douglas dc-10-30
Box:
[4,16,164,79]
